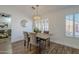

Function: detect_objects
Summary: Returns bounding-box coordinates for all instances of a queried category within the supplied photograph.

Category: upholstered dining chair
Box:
[29,32,38,51]
[23,32,30,48]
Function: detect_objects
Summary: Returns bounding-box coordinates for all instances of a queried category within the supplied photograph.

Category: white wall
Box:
[47,6,79,49]
[0,6,32,43]
[11,14,32,42]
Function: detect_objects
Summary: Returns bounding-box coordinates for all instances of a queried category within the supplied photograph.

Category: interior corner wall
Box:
[47,6,79,49]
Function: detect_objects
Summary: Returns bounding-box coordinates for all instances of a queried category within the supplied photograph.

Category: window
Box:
[34,18,49,32]
[65,13,79,37]
[75,13,79,37]
[65,15,73,36]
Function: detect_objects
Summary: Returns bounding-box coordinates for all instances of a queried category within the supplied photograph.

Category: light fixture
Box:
[32,5,41,20]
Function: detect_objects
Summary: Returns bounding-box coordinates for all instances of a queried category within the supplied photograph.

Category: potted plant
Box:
[33,27,41,33]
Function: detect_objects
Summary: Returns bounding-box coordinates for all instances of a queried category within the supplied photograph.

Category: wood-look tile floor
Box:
[0,38,12,54]
[12,40,79,54]
[0,39,79,54]
[12,40,40,54]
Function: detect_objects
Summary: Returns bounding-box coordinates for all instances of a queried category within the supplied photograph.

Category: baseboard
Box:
[12,40,24,44]
[50,41,79,50]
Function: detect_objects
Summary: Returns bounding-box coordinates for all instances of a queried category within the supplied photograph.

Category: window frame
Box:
[65,13,79,38]
[65,14,74,37]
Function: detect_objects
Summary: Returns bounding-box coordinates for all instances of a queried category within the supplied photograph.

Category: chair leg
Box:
[27,42,29,48]
[27,39,30,48]
[48,39,50,47]
[38,40,41,53]
[29,44,31,51]
[45,40,46,49]
[24,40,26,46]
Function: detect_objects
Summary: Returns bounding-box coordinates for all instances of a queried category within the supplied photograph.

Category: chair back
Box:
[29,32,37,45]
[44,31,49,34]
[23,32,29,41]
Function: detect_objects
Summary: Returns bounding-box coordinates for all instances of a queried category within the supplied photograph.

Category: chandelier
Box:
[32,5,41,20]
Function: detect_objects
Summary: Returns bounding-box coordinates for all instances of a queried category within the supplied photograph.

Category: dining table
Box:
[24,32,50,53]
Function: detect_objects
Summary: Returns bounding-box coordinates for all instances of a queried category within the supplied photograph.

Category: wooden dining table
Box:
[36,33,49,39]
[24,32,50,53]
[28,32,49,40]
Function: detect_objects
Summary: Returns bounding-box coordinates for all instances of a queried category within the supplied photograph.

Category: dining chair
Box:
[37,33,50,49]
[44,31,49,34]
[23,32,30,48]
[29,33,38,52]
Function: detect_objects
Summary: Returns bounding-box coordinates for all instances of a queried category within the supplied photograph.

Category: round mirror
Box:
[20,19,28,27]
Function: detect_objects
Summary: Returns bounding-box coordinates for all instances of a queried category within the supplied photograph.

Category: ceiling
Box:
[0,5,75,17]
